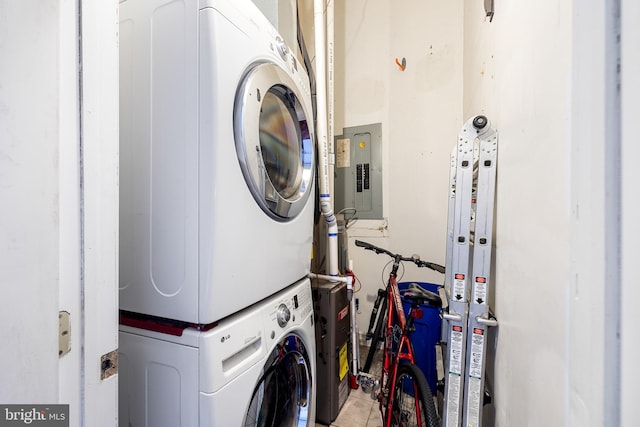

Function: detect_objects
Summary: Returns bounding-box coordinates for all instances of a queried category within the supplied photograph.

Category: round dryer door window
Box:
[235,62,315,221]
[243,334,313,427]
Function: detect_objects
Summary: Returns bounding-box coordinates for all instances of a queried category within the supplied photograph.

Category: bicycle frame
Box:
[380,257,422,427]
[355,239,443,427]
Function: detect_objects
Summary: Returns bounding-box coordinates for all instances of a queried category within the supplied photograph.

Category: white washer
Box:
[119,278,316,426]
[119,0,316,324]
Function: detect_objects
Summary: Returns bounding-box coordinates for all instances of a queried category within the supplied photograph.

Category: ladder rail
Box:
[463,127,498,427]
[442,117,478,427]
[442,115,498,427]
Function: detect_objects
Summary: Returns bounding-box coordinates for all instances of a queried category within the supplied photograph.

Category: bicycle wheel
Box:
[388,363,440,427]
[363,295,387,373]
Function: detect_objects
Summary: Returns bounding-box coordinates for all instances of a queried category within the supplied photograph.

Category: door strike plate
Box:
[100,349,118,380]
[59,311,71,357]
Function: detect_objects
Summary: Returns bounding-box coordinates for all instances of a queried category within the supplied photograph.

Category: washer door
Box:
[235,62,315,221]
[243,334,313,427]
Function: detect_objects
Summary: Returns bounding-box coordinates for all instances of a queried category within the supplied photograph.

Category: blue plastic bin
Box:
[398,281,442,394]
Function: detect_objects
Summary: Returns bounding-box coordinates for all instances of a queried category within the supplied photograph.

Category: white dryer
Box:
[119,278,316,426]
[119,0,316,324]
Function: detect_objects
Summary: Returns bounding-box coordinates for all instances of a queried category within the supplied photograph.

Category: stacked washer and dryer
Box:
[118,0,317,425]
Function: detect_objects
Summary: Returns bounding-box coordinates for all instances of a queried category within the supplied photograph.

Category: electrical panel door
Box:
[334,123,382,219]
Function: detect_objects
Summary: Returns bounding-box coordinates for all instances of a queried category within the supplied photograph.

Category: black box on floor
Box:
[312,278,351,425]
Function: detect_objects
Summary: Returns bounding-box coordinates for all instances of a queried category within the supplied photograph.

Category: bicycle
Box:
[355,240,445,427]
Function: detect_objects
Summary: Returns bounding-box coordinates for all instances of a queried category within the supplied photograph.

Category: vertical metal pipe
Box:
[313,0,338,277]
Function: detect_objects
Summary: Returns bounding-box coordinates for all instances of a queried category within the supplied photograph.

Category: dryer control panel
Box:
[276,304,291,327]
[293,287,313,319]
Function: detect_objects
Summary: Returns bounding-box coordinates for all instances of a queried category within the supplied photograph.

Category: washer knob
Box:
[276,303,291,327]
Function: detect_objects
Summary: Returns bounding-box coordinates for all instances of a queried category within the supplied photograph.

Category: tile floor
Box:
[317,386,383,427]
[315,343,444,427]
[315,344,384,427]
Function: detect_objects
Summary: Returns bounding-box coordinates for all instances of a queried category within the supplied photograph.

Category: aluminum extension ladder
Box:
[442,115,498,427]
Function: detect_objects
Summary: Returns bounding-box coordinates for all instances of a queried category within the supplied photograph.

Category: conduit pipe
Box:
[313,0,338,277]
[308,272,351,285]
[327,0,335,174]
[314,0,360,383]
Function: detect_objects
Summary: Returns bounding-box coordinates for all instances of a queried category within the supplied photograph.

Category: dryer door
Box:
[235,62,315,221]
[243,334,313,427]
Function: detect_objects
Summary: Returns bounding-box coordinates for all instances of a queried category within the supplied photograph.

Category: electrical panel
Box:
[334,123,383,219]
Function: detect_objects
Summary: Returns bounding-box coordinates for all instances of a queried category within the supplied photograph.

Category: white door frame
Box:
[59,0,119,425]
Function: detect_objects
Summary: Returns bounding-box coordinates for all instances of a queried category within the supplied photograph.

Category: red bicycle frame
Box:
[380,272,424,427]
[355,239,444,427]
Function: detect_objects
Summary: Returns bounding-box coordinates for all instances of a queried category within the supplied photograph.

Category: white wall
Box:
[463,1,639,426]
[620,1,640,425]
[331,0,464,337]
[569,1,610,424]
[463,1,571,425]
[0,1,61,402]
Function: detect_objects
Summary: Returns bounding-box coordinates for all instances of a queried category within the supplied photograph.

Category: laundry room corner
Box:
[3,0,640,426]
[311,0,464,360]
